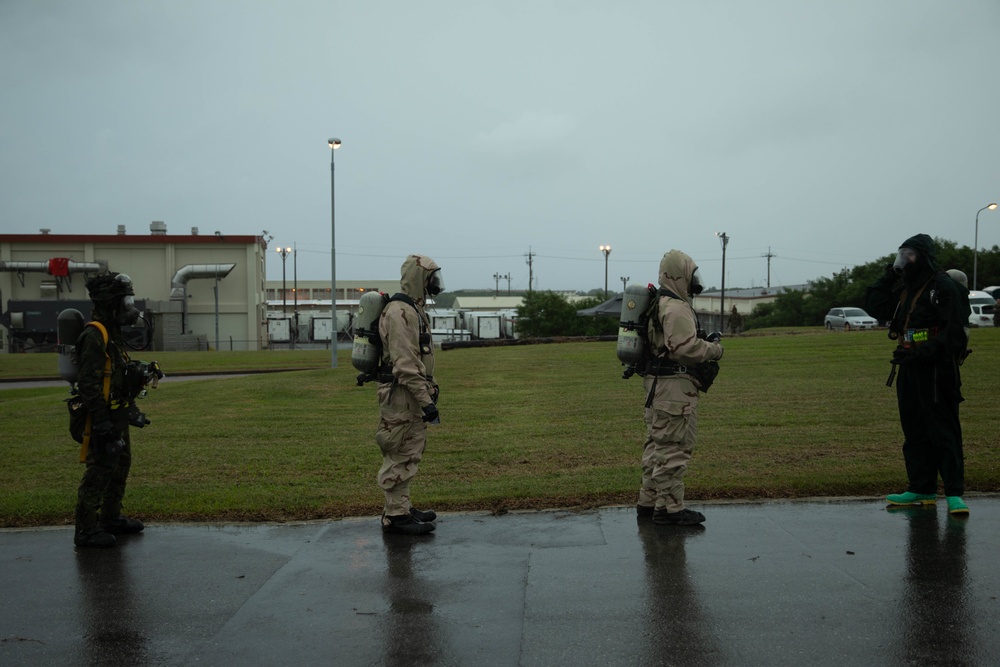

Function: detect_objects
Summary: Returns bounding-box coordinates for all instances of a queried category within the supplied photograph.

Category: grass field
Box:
[1,328,998,527]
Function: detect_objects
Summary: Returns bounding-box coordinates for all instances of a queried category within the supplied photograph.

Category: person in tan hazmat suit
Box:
[376,255,444,535]
[637,250,724,526]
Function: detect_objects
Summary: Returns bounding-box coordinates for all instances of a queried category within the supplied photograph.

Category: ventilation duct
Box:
[169,264,236,332]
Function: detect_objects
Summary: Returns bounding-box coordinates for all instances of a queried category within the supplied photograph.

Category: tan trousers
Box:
[638,375,699,513]
[375,383,428,516]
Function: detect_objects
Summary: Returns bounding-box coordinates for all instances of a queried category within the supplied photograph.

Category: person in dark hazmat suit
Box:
[637,250,724,526]
[74,273,147,548]
[865,234,972,515]
[375,255,444,535]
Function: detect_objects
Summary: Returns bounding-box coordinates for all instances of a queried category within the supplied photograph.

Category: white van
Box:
[968,290,996,328]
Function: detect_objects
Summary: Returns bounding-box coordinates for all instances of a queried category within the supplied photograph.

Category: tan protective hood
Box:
[399,254,440,302]
[658,250,697,302]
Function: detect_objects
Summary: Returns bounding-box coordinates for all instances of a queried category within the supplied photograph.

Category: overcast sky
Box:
[2,1,999,293]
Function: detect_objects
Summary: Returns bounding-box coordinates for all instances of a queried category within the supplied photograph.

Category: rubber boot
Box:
[946,496,970,515]
[886,492,936,506]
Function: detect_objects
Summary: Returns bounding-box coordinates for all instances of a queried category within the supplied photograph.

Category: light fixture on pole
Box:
[599,245,612,298]
[329,137,342,367]
[620,276,629,293]
[974,203,997,291]
[716,232,729,330]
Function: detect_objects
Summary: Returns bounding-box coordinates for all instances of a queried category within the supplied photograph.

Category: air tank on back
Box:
[616,284,655,370]
[57,308,85,383]
[351,291,389,381]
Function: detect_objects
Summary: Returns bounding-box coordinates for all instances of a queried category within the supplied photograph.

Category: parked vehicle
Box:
[824,307,878,331]
[968,291,996,328]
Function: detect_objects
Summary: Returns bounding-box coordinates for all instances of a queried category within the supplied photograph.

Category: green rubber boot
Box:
[946,496,970,515]
[886,491,937,506]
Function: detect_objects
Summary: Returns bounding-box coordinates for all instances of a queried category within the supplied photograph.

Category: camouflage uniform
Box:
[376,255,440,520]
[74,273,145,547]
[638,250,723,518]
[75,322,132,529]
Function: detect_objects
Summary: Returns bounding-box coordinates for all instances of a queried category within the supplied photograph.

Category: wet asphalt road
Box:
[2,498,998,666]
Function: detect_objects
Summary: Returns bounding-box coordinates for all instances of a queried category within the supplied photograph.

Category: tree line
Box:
[510,237,1000,335]
[744,237,1000,330]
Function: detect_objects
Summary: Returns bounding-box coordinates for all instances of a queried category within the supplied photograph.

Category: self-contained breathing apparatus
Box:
[58,308,164,452]
[351,291,433,387]
[615,283,722,393]
[616,283,658,379]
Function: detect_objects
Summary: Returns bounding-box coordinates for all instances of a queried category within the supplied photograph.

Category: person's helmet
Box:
[86,273,140,325]
[86,272,135,302]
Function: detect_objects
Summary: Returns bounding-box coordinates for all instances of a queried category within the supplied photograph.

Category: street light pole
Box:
[620,276,629,293]
[329,138,342,367]
[974,203,997,291]
[716,232,729,331]
[599,245,611,298]
[277,247,289,346]
[292,245,298,350]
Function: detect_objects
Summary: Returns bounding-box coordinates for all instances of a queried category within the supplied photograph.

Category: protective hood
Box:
[898,233,938,285]
[658,249,697,301]
[399,254,441,302]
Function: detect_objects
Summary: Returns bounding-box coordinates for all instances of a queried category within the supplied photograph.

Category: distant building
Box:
[694,284,811,331]
[1,224,267,351]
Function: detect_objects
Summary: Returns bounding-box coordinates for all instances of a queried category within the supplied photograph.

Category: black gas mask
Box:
[892,247,919,277]
[426,269,445,297]
[689,268,705,297]
[117,294,142,326]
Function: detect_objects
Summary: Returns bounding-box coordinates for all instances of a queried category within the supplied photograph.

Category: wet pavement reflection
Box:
[75,534,150,666]
[637,520,719,665]
[2,498,1000,666]
[894,507,974,665]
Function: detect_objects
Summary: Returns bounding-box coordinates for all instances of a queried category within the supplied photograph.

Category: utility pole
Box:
[502,273,511,295]
[524,248,535,293]
[620,276,629,293]
[762,247,776,290]
[493,272,501,297]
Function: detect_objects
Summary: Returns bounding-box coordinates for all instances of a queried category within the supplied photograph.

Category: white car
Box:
[968,290,996,328]
[824,307,878,331]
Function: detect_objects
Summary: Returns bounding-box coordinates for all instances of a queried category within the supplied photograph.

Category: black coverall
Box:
[866,249,970,497]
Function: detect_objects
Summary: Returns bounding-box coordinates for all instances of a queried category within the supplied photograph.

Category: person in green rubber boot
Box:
[866,234,972,516]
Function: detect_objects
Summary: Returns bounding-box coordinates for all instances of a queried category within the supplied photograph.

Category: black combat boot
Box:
[74,527,117,548]
[653,508,705,525]
[101,515,145,534]
[409,507,437,523]
[382,513,435,535]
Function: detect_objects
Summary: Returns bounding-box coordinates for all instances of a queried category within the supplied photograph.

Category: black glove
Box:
[421,404,440,424]
[706,331,723,343]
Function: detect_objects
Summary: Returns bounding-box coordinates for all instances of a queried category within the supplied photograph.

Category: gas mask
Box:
[426,269,445,297]
[892,247,918,277]
[112,274,141,326]
[117,294,142,326]
[690,268,705,297]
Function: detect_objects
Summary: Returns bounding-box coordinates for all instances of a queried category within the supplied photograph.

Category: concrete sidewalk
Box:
[2,498,998,666]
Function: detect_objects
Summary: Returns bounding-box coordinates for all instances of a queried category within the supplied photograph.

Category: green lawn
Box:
[1,328,998,527]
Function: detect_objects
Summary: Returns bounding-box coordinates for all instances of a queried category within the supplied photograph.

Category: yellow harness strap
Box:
[80,322,112,463]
